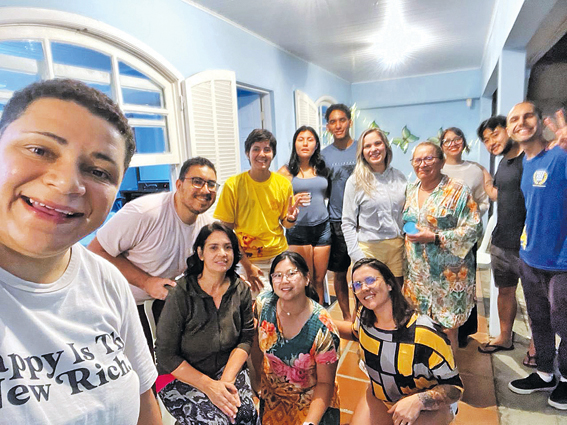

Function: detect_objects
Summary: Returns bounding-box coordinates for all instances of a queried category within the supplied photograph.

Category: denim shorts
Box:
[286,220,332,247]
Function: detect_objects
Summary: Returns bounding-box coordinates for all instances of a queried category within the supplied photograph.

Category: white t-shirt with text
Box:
[0,244,157,424]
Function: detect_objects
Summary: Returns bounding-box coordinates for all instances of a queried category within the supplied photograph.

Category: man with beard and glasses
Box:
[476,116,536,367]
[89,157,216,354]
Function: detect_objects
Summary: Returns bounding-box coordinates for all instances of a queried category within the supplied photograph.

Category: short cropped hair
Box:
[0,79,135,168]
[244,128,277,157]
[477,115,507,140]
[325,103,351,122]
[507,101,543,121]
[179,157,217,181]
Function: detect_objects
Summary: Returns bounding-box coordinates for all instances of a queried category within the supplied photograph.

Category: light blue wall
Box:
[352,69,485,175]
[357,98,482,181]
[352,69,482,109]
[0,0,351,168]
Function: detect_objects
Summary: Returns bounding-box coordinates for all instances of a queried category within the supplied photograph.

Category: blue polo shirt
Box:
[520,146,567,271]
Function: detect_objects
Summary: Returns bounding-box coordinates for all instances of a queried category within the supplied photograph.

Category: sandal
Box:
[523,351,537,368]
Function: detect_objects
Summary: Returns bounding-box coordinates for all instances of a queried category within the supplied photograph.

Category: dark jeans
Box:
[520,260,567,376]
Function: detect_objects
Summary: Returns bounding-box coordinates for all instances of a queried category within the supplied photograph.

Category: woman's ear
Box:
[197,246,203,261]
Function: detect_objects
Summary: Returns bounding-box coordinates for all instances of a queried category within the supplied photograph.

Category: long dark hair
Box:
[287,126,330,180]
[269,251,319,303]
[352,258,414,328]
[185,222,242,279]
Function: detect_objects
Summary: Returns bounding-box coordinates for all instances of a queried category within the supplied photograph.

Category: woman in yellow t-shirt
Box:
[214,129,300,295]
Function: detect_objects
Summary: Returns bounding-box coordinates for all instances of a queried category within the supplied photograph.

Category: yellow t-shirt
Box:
[214,172,293,260]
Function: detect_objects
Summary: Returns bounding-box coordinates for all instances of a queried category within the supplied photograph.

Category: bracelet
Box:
[434,233,441,245]
[286,217,297,223]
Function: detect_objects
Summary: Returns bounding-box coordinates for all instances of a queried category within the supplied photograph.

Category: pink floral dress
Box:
[255,291,340,425]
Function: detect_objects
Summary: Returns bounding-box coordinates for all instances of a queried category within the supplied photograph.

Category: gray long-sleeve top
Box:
[342,167,407,263]
[156,273,254,378]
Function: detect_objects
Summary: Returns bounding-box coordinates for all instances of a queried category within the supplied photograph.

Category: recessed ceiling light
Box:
[374,0,430,69]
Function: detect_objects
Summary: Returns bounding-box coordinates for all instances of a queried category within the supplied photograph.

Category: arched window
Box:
[0,8,243,211]
[0,24,182,172]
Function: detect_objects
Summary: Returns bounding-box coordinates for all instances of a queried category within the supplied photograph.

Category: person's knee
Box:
[414,404,454,425]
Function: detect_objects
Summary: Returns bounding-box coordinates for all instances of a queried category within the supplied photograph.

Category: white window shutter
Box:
[294,89,318,131]
[183,70,240,184]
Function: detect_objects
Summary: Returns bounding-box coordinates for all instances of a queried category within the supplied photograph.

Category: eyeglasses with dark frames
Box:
[442,136,463,146]
[410,156,440,166]
[186,176,220,192]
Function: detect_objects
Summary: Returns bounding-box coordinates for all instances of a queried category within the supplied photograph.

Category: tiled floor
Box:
[326,272,499,424]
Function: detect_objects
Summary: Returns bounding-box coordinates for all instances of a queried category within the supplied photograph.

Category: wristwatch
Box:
[434,233,441,245]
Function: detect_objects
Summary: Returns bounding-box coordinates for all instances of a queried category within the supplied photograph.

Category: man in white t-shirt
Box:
[88,157,217,344]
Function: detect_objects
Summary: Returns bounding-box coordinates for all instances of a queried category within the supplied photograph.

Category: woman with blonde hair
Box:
[342,128,407,284]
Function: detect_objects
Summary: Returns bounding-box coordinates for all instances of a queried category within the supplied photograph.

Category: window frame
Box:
[0,8,186,171]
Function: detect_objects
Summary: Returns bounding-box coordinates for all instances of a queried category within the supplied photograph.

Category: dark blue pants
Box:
[520,260,567,376]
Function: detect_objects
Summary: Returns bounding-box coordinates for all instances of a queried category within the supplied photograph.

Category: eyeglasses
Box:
[351,275,384,294]
[442,137,463,146]
[186,177,220,192]
[410,156,440,166]
[270,268,301,283]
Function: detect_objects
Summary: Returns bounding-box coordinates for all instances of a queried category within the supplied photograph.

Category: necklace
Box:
[277,298,309,317]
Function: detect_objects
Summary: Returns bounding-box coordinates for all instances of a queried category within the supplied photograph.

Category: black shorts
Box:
[490,244,521,288]
[328,221,351,273]
[286,220,332,246]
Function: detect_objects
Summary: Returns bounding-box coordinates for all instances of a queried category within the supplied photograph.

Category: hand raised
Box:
[286,195,301,222]
[544,109,567,151]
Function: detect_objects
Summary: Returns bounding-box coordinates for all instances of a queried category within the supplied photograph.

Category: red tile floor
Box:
[325,272,499,424]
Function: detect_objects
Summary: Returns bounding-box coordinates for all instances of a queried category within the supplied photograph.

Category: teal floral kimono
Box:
[403,175,482,329]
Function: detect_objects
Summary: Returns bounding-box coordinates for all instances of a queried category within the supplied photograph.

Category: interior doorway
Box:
[237,85,272,171]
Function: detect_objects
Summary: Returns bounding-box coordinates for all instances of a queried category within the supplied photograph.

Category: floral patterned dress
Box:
[403,175,482,329]
[255,291,340,425]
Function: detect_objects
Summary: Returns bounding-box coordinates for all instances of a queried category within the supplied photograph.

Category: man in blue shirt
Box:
[507,102,567,410]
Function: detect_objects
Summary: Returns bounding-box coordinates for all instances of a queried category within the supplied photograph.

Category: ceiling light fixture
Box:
[374,0,430,69]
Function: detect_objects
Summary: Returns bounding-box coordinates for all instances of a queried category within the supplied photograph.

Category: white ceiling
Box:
[187,0,497,83]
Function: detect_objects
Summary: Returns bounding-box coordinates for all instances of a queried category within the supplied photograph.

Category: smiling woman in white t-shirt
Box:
[0,79,160,424]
